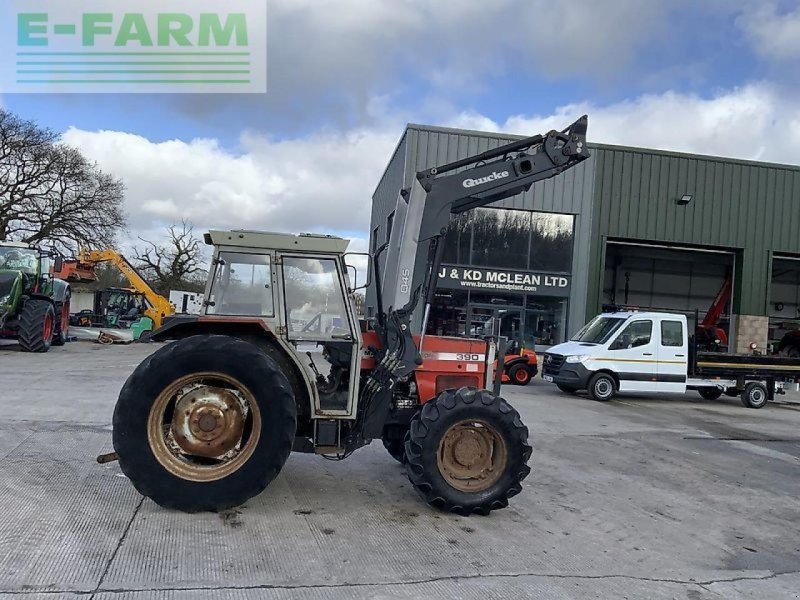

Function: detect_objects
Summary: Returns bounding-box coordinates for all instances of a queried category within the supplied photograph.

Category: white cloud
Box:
[60,83,800,270]
[61,124,398,255]
[737,2,800,60]
[450,83,800,164]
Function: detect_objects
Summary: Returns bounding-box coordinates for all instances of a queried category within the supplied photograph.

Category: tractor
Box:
[105,116,589,515]
[0,242,70,352]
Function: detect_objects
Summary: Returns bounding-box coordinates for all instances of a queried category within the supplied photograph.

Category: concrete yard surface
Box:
[0,341,799,599]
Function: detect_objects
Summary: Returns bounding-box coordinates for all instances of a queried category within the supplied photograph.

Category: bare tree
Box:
[0,109,126,254]
[134,221,207,294]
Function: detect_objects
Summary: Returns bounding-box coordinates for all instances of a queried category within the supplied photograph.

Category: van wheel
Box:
[741,382,768,409]
[698,388,723,401]
[588,373,616,401]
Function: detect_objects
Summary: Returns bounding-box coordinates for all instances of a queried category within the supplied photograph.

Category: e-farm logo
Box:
[2,1,267,93]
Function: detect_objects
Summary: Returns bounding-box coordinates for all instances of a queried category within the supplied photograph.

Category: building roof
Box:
[401,123,800,173]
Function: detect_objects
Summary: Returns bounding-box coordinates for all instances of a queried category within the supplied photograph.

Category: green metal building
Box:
[369,123,800,353]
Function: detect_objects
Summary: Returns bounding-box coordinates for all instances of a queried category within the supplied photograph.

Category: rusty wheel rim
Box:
[147,372,261,482]
[436,419,507,492]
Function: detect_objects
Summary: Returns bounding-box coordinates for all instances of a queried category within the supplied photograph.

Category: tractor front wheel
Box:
[17,299,55,353]
[404,387,532,516]
[113,335,297,512]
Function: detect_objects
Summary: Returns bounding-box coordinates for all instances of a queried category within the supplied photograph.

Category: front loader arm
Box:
[351,116,590,446]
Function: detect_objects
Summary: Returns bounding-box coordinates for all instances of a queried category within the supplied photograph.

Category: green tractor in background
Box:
[0,242,71,352]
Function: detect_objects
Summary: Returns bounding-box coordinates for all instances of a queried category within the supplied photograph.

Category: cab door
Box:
[605,318,658,392]
[276,254,362,417]
[656,318,688,393]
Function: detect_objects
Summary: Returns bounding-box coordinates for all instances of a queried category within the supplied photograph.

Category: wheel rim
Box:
[43,313,53,341]
[515,368,528,383]
[436,419,507,492]
[147,372,261,482]
[750,388,765,405]
[595,378,612,398]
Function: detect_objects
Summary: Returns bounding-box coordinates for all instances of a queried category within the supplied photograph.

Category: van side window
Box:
[609,320,652,350]
[661,320,683,347]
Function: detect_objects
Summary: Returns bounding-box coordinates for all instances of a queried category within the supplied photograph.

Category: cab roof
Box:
[204,230,350,254]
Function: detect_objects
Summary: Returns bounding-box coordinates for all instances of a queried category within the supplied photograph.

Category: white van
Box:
[541,311,791,408]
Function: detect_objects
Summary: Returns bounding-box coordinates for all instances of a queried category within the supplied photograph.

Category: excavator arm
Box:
[79,249,174,328]
[353,116,590,444]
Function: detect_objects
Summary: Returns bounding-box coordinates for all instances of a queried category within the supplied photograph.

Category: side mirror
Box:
[344,252,372,291]
[53,256,64,274]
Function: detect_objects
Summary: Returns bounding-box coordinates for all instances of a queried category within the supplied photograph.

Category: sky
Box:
[3,0,800,257]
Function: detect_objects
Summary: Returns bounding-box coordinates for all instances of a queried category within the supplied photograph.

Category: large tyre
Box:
[404,387,532,516]
[556,384,578,394]
[741,382,768,409]
[17,299,55,353]
[588,372,616,401]
[113,335,297,512]
[508,363,532,386]
[52,294,71,346]
[698,387,723,401]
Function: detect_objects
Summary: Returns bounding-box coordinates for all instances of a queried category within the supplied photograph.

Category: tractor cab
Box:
[201,230,364,417]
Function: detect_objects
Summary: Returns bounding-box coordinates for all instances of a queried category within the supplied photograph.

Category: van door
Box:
[605,319,658,392]
[656,318,688,393]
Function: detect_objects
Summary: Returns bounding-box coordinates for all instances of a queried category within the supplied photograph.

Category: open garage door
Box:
[769,255,800,354]
[603,241,734,349]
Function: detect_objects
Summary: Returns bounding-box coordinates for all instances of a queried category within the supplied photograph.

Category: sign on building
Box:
[437,265,570,297]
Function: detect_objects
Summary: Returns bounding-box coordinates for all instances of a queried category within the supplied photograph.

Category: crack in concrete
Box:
[88,495,144,600]
[4,568,797,596]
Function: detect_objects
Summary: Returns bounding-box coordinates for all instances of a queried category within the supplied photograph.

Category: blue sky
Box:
[3,0,800,248]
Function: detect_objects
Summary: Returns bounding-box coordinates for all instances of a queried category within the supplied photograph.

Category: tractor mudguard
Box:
[147,315,315,423]
[51,279,71,304]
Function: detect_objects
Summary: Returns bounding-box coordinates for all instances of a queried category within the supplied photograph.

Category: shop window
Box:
[529,213,574,272]
[524,296,567,347]
[442,213,471,265]
[471,208,531,269]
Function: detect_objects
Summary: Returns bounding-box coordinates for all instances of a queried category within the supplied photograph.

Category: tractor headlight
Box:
[565,354,589,363]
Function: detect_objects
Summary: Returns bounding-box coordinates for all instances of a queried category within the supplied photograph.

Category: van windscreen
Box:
[572,316,626,344]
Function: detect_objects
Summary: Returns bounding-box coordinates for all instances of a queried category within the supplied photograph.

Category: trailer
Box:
[541,310,798,408]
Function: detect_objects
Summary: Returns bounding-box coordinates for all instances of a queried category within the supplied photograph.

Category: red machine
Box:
[696,274,732,349]
[104,116,589,517]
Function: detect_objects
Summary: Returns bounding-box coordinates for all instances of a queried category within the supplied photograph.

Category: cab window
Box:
[207,252,274,316]
[282,256,350,340]
[609,320,652,350]
[661,320,683,347]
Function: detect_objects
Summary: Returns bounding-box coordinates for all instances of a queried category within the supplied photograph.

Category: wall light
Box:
[676,194,693,205]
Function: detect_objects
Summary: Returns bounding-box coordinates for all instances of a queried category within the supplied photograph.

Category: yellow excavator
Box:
[55,249,174,329]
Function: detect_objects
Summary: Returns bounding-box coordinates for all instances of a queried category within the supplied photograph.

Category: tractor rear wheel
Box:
[52,295,71,346]
[113,335,297,512]
[508,363,531,386]
[404,387,532,516]
[17,299,55,353]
